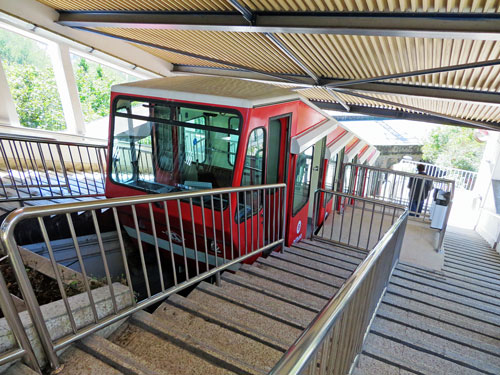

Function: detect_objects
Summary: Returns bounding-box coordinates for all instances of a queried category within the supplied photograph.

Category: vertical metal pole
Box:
[189,198,200,276]
[163,202,178,285]
[0,271,41,373]
[1,228,61,370]
[148,203,165,291]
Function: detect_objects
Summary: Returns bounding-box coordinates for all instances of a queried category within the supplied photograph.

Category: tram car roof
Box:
[112,75,305,109]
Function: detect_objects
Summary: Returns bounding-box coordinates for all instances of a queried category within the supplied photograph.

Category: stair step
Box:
[390,271,500,311]
[112,315,237,375]
[256,256,346,288]
[77,334,165,375]
[377,303,500,355]
[4,363,42,375]
[222,271,325,312]
[196,281,308,329]
[244,263,337,298]
[371,317,500,374]
[188,286,302,346]
[442,262,500,286]
[165,294,289,351]
[396,263,500,299]
[440,269,500,294]
[292,242,364,265]
[270,251,353,277]
[130,310,264,375]
[363,332,485,375]
[354,353,418,375]
[300,238,367,258]
[153,302,283,372]
[217,280,316,328]
[444,258,500,281]
[383,292,499,340]
[285,246,360,270]
[387,284,500,327]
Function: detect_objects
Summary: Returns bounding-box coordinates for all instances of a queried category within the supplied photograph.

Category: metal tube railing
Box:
[312,189,406,251]
[342,163,454,223]
[0,134,107,203]
[0,183,286,372]
[269,209,409,375]
[0,270,41,373]
[400,159,477,191]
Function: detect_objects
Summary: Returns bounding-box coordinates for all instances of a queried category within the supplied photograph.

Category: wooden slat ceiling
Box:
[34,0,500,128]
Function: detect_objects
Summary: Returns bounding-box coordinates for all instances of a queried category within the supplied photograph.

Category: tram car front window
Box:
[110,97,241,205]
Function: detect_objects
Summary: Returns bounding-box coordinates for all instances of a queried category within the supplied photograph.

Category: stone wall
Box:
[373,145,423,169]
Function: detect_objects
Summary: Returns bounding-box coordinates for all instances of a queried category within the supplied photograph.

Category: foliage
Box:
[5,63,66,130]
[0,28,138,130]
[421,126,485,172]
[72,57,137,123]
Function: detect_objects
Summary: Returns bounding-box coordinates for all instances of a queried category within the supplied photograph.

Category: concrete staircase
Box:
[51,239,367,375]
[353,228,500,375]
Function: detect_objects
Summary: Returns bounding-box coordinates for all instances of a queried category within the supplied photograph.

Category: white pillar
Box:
[50,43,86,135]
[0,58,20,126]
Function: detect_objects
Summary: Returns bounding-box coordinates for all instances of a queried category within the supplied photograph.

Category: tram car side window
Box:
[110,97,242,206]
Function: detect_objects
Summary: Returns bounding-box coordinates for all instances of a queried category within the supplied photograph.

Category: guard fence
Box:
[400,159,477,191]
[270,203,408,375]
[0,183,286,372]
[0,134,107,203]
[341,163,454,223]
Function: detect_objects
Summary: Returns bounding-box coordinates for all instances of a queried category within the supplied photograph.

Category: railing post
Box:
[0,270,41,374]
[0,223,61,371]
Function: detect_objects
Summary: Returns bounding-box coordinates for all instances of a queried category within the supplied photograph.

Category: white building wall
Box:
[474,131,500,254]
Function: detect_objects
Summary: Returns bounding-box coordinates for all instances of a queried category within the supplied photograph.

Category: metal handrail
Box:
[0,271,40,373]
[316,190,407,210]
[0,183,287,372]
[341,163,455,222]
[311,189,406,251]
[0,133,107,148]
[269,209,409,375]
[343,162,455,184]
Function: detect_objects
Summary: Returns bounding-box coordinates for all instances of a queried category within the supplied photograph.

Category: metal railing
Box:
[0,183,286,372]
[269,208,408,375]
[0,134,107,203]
[342,163,454,222]
[0,271,40,373]
[400,159,477,191]
[312,190,407,251]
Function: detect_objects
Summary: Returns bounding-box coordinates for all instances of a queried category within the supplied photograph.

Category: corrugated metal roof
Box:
[30,0,500,128]
[37,0,500,12]
[37,0,232,11]
[97,28,304,75]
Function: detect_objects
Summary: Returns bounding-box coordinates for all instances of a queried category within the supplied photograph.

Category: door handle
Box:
[313,166,319,171]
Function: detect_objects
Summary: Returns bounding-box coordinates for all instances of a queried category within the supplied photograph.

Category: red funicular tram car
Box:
[105,76,371,268]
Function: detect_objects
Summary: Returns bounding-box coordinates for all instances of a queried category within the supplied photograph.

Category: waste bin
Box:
[431,189,451,230]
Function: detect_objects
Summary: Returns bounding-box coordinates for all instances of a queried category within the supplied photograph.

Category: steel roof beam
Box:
[331,88,498,130]
[72,27,312,85]
[226,1,322,84]
[173,65,500,107]
[325,59,500,88]
[313,101,497,129]
[58,11,500,41]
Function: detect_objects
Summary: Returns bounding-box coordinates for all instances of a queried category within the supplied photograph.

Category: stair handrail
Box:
[0,183,287,372]
[269,208,408,375]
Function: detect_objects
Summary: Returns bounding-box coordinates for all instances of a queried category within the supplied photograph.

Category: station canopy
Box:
[30,1,500,130]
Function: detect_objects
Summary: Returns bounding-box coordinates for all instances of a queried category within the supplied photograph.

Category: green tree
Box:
[422,126,485,172]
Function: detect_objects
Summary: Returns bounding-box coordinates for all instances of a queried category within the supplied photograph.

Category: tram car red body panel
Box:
[104,76,370,267]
